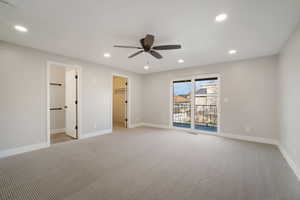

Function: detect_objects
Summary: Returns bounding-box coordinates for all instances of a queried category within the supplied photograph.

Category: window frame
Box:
[169,73,221,134]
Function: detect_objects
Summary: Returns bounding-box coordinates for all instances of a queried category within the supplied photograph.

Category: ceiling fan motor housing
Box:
[140,38,151,52]
[114,34,181,59]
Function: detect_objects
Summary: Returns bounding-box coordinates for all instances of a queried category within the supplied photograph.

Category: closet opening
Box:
[113,75,128,129]
[47,61,82,145]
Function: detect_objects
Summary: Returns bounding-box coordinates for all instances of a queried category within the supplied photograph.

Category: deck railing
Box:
[173,104,217,127]
[195,105,217,127]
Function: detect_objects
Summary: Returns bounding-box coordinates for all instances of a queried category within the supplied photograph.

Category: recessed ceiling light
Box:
[103,53,111,58]
[144,65,149,70]
[178,59,184,63]
[228,49,237,55]
[14,25,28,33]
[215,14,228,22]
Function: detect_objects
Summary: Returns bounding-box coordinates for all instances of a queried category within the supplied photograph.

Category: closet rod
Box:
[50,107,63,111]
[50,83,62,86]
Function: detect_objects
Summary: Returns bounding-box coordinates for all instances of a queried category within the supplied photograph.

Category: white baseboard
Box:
[0,129,112,158]
[80,129,112,139]
[50,128,66,134]
[130,123,145,128]
[0,143,49,159]
[278,145,300,181]
[141,123,169,129]
[140,122,279,145]
[219,133,279,145]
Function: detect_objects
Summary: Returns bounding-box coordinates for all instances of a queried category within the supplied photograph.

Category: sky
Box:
[173,80,216,96]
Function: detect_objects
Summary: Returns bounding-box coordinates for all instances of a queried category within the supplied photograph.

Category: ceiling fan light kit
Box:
[114,34,182,59]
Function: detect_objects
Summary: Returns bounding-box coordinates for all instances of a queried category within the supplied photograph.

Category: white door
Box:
[65,69,77,138]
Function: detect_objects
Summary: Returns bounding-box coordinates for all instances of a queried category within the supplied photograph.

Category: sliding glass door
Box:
[172,76,219,133]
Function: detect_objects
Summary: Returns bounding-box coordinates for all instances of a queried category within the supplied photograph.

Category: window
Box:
[171,76,219,133]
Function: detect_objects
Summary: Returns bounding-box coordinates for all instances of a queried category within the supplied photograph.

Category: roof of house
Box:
[174,96,190,103]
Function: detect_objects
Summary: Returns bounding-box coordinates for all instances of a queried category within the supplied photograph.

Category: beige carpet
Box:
[0,127,299,200]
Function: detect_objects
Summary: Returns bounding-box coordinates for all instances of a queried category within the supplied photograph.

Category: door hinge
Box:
[125,118,128,122]
[75,100,78,104]
[125,100,128,104]
[75,75,78,79]
[125,82,128,86]
[75,125,78,130]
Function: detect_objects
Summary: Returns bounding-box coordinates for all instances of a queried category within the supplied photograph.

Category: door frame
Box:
[169,73,221,134]
[111,73,131,128]
[46,61,82,145]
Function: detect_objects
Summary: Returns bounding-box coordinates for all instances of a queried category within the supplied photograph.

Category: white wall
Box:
[278,24,300,172]
[0,39,287,154]
[0,41,143,151]
[50,67,65,133]
[142,56,279,140]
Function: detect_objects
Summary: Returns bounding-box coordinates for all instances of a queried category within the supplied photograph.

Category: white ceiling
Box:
[1,0,300,74]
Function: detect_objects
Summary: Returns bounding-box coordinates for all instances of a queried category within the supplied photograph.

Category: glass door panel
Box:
[194,78,218,132]
[172,80,192,128]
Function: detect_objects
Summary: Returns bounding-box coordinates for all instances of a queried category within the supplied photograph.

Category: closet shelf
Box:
[114,88,127,93]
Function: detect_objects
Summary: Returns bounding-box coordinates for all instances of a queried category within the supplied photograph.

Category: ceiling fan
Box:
[114,34,181,59]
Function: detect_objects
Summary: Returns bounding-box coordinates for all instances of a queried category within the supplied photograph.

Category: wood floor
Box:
[51,132,75,144]
[0,127,299,200]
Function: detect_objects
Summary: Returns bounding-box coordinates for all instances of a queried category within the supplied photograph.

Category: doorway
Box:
[113,75,128,128]
[47,62,81,145]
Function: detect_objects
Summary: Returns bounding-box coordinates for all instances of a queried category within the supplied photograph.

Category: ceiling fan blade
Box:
[143,34,155,48]
[149,50,163,59]
[114,45,142,49]
[152,45,182,50]
[0,0,15,7]
[128,50,144,58]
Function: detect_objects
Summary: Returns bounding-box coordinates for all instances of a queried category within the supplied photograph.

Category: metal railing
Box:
[195,105,217,127]
[173,104,217,127]
[173,103,191,124]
